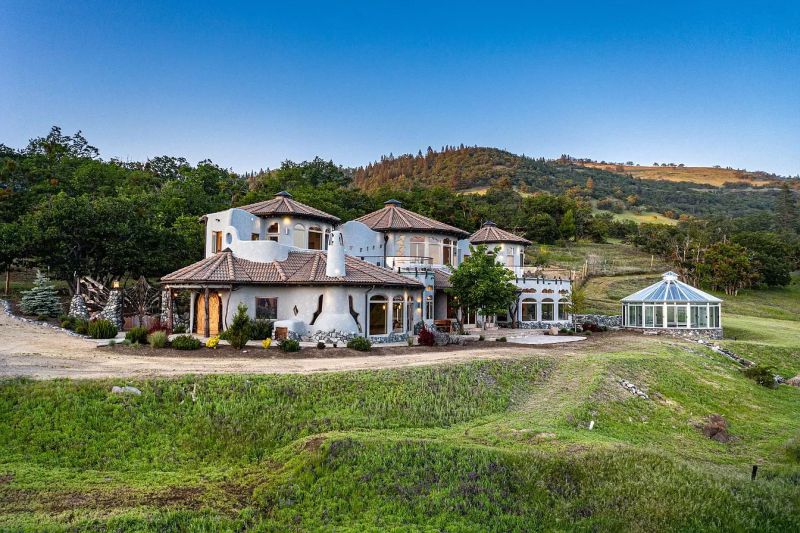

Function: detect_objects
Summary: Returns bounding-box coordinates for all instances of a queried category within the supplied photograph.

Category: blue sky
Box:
[2,1,799,175]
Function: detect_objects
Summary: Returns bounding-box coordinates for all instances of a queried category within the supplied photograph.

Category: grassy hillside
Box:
[352,146,787,219]
[580,162,778,187]
[2,333,800,530]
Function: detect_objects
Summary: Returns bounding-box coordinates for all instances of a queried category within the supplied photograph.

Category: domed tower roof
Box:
[354,199,469,238]
[238,191,340,224]
[469,221,531,245]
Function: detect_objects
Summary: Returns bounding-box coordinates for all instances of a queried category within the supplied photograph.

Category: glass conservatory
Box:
[621,272,722,330]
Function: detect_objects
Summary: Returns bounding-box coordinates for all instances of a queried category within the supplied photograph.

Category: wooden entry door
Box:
[195,292,222,336]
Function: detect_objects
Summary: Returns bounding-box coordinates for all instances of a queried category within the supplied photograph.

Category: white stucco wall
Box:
[205,208,335,259]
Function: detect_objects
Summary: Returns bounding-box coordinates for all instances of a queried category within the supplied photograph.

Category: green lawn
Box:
[534,241,671,277]
[1,337,799,531]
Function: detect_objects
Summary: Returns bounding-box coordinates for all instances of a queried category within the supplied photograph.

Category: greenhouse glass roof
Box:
[620,272,722,303]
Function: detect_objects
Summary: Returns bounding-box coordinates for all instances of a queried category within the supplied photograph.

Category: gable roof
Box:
[237,191,340,224]
[469,221,531,245]
[161,250,422,288]
[621,272,722,303]
[432,268,452,289]
[354,199,470,238]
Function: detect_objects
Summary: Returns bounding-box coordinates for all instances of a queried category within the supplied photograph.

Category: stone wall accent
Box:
[1,299,87,338]
[160,291,187,331]
[99,290,123,330]
[625,327,723,340]
[369,331,410,344]
[307,329,358,345]
[68,294,89,320]
[575,314,622,329]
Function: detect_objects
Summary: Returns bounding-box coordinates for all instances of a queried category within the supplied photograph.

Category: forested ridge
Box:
[1,128,798,295]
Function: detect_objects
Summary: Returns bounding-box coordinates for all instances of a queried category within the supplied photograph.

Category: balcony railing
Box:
[357,255,435,268]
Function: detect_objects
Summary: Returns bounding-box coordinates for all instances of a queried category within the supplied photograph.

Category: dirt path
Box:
[0,312,554,379]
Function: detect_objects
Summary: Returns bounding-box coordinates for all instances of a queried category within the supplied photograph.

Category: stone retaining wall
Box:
[575,314,623,329]
[626,327,723,340]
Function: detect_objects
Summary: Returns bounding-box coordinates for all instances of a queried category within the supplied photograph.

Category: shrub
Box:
[206,336,220,349]
[60,315,75,330]
[347,336,372,352]
[147,330,168,348]
[582,322,603,333]
[88,319,118,339]
[316,341,326,350]
[125,326,149,345]
[250,319,273,340]
[479,334,485,341]
[742,365,777,388]
[171,335,201,350]
[407,336,414,346]
[74,321,89,335]
[496,336,507,342]
[262,338,272,349]
[280,338,301,352]
[37,314,50,322]
[173,324,187,334]
[418,325,436,347]
[226,303,252,349]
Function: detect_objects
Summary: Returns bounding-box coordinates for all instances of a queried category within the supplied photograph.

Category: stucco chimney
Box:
[326,230,346,277]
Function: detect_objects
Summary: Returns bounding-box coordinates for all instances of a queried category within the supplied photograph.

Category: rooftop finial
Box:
[384,199,402,207]
[275,191,293,198]
[483,220,497,227]
[662,271,679,281]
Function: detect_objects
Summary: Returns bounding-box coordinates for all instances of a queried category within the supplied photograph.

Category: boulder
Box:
[786,375,800,387]
[111,386,142,396]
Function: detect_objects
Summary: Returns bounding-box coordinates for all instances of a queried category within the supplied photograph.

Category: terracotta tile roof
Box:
[237,191,340,224]
[354,200,470,238]
[162,250,422,288]
[432,268,452,289]
[469,221,531,245]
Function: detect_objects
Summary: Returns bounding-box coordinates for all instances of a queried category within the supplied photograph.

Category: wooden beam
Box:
[204,286,210,338]
[167,289,174,332]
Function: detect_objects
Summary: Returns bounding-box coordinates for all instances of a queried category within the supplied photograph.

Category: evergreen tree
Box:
[775,183,798,233]
[226,303,252,349]
[19,270,63,317]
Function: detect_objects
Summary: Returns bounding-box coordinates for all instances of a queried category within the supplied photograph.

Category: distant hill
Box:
[353,146,792,219]
[578,162,780,187]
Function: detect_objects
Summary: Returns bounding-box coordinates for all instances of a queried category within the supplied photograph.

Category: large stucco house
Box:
[161,192,573,342]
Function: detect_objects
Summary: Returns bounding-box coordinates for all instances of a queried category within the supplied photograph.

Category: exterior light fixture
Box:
[112,281,120,289]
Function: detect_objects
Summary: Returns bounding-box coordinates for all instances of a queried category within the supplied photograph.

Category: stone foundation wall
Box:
[625,327,723,340]
[575,314,623,329]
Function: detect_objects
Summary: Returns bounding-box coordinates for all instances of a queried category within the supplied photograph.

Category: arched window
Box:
[558,298,569,320]
[292,223,306,248]
[443,238,454,266]
[308,225,324,250]
[541,298,555,321]
[521,299,537,321]
[392,296,404,332]
[369,295,388,335]
[410,236,425,258]
[267,222,279,242]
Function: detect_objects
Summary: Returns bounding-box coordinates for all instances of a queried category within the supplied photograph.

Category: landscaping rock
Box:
[111,386,141,396]
[701,414,731,443]
[619,379,649,400]
[786,375,800,387]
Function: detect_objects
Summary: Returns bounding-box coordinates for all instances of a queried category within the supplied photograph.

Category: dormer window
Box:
[267,222,279,242]
[212,231,223,253]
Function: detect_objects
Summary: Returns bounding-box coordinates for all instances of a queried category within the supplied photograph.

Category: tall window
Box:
[251,233,259,241]
[691,305,707,328]
[369,295,388,335]
[558,299,569,320]
[293,224,306,248]
[521,299,537,321]
[392,296,404,332]
[443,238,454,266]
[308,226,324,250]
[424,295,434,320]
[324,229,331,250]
[428,237,441,264]
[255,297,278,319]
[541,298,554,321]
[411,236,425,258]
[212,231,223,253]
[267,222,279,242]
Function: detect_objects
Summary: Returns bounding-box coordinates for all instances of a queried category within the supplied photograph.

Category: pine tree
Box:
[19,270,63,317]
[775,183,798,234]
